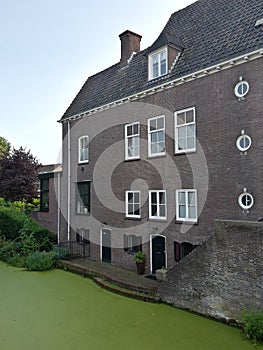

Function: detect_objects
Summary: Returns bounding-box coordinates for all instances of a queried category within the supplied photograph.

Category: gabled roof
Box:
[60,0,263,121]
[148,32,184,53]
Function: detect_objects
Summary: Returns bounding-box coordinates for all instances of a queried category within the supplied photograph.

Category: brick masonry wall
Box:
[157,220,263,321]
[59,57,263,274]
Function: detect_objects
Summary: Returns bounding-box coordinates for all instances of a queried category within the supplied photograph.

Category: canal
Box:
[0,262,260,350]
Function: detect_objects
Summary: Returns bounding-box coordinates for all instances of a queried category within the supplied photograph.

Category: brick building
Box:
[56,0,263,274]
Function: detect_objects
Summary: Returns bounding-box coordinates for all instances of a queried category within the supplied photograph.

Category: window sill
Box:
[148,218,167,222]
[75,212,90,216]
[147,154,166,159]
[174,150,196,156]
[124,158,141,162]
[78,162,89,165]
[125,217,141,221]
[175,220,198,225]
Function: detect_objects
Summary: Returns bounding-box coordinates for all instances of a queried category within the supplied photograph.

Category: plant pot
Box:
[136,262,145,275]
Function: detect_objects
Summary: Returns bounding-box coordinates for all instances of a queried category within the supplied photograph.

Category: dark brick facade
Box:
[157,220,263,321]
[59,57,263,273]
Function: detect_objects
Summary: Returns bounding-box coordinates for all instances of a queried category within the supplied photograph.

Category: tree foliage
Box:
[0,137,11,160]
[0,147,40,202]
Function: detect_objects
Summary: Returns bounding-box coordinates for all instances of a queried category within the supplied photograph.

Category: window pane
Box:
[133,123,138,135]
[177,113,185,125]
[158,130,165,142]
[128,203,134,215]
[158,141,166,153]
[151,143,158,154]
[178,138,186,150]
[151,192,157,204]
[186,110,194,123]
[187,136,195,149]
[159,205,166,217]
[127,125,132,136]
[157,117,164,130]
[160,52,167,75]
[151,204,158,216]
[153,62,158,78]
[179,205,186,218]
[134,204,140,216]
[188,191,195,204]
[178,126,187,138]
[159,191,166,205]
[151,132,158,143]
[134,192,139,203]
[150,119,157,131]
[178,192,186,205]
[188,206,196,219]
[128,192,133,202]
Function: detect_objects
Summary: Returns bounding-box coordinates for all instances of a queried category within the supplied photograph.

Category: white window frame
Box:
[78,136,89,164]
[174,107,196,154]
[238,192,254,210]
[125,122,140,160]
[234,81,249,98]
[236,134,251,152]
[149,190,167,220]
[125,191,141,218]
[148,46,168,80]
[148,115,166,157]
[176,189,197,222]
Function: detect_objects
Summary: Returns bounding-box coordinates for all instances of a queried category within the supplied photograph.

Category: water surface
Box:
[0,262,260,350]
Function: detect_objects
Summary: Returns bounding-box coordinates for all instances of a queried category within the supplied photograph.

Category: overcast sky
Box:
[0,0,195,164]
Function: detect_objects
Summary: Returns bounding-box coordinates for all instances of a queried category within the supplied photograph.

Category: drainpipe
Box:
[57,171,61,244]
[67,121,71,242]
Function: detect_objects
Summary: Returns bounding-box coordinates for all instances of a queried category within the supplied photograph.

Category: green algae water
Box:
[0,262,261,350]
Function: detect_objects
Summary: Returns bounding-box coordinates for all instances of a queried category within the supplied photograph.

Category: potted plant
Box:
[134,251,145,275]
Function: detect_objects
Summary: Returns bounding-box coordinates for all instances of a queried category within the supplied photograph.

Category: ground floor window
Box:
[174,242,198,262]
[123,234,142,253]
[40,178,49,211]
[76,228,90,244]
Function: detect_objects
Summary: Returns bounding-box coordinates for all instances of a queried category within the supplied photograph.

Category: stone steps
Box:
[58,260,159,303]
[93,277,160,303]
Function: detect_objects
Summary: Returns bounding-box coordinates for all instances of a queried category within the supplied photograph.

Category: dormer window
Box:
[149,47,168,80]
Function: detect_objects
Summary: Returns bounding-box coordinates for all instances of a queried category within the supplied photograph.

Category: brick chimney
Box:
[119,30,142,67]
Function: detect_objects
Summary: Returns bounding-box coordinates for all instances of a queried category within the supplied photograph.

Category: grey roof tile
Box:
[60,0,263,121]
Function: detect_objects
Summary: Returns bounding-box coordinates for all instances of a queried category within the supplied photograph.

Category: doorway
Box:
[101,229,111,263]
[151,235,166,273]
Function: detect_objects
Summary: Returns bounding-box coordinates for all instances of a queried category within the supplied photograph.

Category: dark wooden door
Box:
[102,229,111,263]
[152,235,166,273]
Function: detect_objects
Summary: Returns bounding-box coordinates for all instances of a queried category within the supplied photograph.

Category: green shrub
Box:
[8,254,26,268]
[52,246,70,260]
[25,251,55,271]
[0,207,27,240]
[0,238,23,262]
[241,311,263,342]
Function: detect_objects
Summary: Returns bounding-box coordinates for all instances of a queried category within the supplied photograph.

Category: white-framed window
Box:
[236,134,251,152]
[175,107,196,154]
[238,191,254,210]
[176,189,197,222]
[234,80,249,99]
[125,122,140,160]
[125,191,141,218]
[148,115,165,157]
[78,136,89,163]
[148,47,168,80]
[149,190,167,220]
